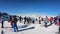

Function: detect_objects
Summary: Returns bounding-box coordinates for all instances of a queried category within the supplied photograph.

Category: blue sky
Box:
[0,0,60,16]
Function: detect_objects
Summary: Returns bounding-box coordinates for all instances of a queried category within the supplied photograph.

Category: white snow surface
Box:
[0,20,59,34]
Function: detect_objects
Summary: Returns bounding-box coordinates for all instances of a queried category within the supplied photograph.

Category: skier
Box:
[32,17,35,24]
[12,15,18,32]
[40,18,45,27]
[36,18,38,21]
[9,15,13,28]
[24,16,27,24]
[41,18,44,21]
[19,16,23,23]
[54,16,58,24]
[39,17,41,24]
[27,17,31,24]
[1,16,4,28]
[44,16,49,27]
[49,17,54,25]
[41,18,44,24]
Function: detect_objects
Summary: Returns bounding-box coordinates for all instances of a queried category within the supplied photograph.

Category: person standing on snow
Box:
[1,16,4,28]
[27,17,32,24]
[9,15,13,28]
[24,16,27,24]
[41,18,44,21]
[49,17,54,25]
[39,17,41,24]
[41,18,44,24]
[44,16,49,27]
[12,15,18,32]
[54,16,58,24]
[19,16,23,23]
[32,17,35,24]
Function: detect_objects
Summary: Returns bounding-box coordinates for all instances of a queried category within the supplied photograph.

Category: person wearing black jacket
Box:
[1,16,4,28]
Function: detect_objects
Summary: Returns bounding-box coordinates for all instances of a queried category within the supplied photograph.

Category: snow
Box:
[0,20,59,34]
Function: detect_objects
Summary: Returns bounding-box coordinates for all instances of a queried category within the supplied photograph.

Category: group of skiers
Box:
[18,15,60,32]
[0,14,60,32]
[0,15,18,32]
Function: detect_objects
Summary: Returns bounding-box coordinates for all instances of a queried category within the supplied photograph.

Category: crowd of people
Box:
[0,12,60,32]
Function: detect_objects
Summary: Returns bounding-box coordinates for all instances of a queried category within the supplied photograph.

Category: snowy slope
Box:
[0,21,59,34]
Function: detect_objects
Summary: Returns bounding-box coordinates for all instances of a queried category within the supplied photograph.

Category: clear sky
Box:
[0,0,60,16]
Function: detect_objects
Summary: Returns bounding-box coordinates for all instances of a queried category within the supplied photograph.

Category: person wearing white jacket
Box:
[44,16,49,27]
